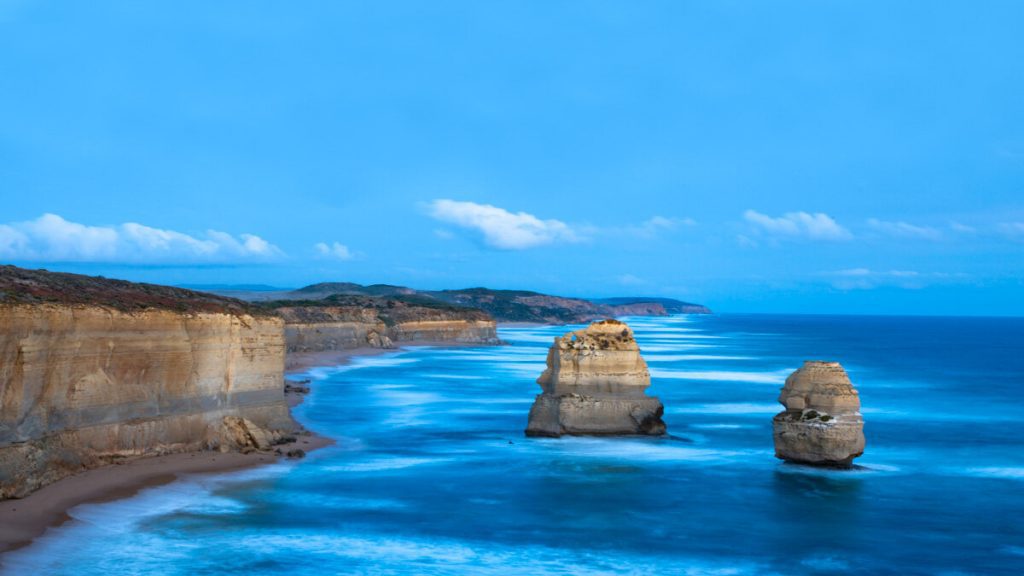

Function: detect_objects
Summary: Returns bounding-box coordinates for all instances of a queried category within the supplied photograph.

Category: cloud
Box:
[617,273,647,286]
[314,241,354,260]
[949,222,976,233]
[0,213,282,263]
[743,210,852,241]
[998,222,1024,240]
[629,216,697,238]
[823,268,963,290]
[867,218,942,240]
[427,199,580,250]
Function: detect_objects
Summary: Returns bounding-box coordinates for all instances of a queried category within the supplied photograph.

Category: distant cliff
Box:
[591,297,712,315]
[0,266,295,499]
[264,294,501,354]
[216,282,712,324]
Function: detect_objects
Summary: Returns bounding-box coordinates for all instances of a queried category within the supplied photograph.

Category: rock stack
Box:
[525,319,666,437]
[772,361,865,467]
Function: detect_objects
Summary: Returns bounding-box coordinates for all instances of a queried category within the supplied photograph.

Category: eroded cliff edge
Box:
[0,267,296,499]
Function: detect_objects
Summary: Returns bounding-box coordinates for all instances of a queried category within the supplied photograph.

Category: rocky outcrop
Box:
[772,361,865,468]
[272,295,500,353]
[0,267,295,500]
[525,320,666,437]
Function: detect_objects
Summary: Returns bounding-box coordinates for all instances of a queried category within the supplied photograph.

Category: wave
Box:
[668,403,779,415]
[650,368,792,384]
[532,436,765,464]
[305,355,420,379]
[323,456,454,473]
[963,467,1024,480]
[645,354,757,362]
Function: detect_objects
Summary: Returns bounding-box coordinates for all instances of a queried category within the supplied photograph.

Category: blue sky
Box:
[1,1,1022,315]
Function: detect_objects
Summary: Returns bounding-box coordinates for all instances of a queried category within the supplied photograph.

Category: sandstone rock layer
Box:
[274,305,500,353]
[772,361,865,467]
[525,320,666,437]
[0,305,294,499]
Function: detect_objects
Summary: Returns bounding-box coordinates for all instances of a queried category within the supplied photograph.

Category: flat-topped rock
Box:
[773,361,865,467]
[525,320,666,437]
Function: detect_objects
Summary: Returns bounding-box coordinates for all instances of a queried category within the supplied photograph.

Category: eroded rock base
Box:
[525,394,666,437]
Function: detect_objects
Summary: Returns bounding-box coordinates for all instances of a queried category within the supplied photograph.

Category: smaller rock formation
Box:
[525,319,666,437]
[773,361,865,467]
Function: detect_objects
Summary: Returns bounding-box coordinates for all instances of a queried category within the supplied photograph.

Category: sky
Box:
[1,1,1022,315]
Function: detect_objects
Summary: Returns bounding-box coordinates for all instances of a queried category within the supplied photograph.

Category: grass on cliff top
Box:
[0,265,269,316]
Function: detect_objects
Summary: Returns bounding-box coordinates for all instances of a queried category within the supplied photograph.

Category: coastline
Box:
[0,339,498,559]
[0,356,348,557]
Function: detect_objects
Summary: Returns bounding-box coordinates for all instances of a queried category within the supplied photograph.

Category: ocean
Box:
[3,314,1023,575]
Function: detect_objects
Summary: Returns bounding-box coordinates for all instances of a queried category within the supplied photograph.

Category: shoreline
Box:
[0,354,352,558]
[0,339,498,559]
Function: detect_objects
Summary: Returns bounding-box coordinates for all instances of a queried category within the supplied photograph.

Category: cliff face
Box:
[275,306,394,352]
[772,361,865,468]
[272,295,500,353]
[0,302,293,500]
[525,320,666,437]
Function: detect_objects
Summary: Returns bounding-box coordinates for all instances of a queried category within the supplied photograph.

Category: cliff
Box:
[0,267,295,499]
[772,361,866,468]
[267,294,500,353]
[592,297,713,315]
[525,320,666,437]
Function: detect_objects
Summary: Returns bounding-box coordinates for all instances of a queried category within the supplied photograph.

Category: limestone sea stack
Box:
[772,361,865,468]
[525,319,666,437]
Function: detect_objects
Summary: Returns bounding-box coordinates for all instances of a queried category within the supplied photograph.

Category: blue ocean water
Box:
[4,314,1024,575]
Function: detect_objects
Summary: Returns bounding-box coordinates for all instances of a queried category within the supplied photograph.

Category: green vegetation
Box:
[0,265,267,316]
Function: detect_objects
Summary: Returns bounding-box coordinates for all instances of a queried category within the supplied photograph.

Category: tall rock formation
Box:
[0,267,295,499]
[525,320,666,437]
[772,361,865,468]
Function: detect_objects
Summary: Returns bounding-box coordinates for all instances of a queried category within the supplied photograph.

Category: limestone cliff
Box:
[271,295,500,353]
[0,267,295,499]
[772,361,865,467]
[525,319,666,437]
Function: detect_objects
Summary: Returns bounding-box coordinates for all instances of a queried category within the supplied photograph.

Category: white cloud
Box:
[315,241,354,260]
[0,213,282,262]
[743,210,852,241]
[867,218,942,241]
[617,273,647,286]
[427,199,580,250]
[998,222,1024,239]
[949,222,976,233]
[823,268,963,290]
[630,216,697,238]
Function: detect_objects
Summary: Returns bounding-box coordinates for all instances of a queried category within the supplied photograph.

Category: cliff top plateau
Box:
[261,294,492,325]
[0,265,265,316]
